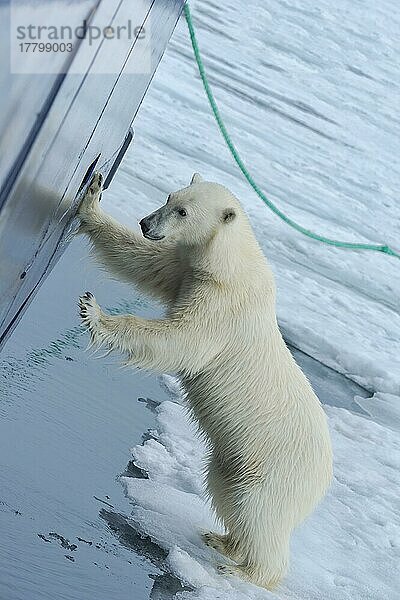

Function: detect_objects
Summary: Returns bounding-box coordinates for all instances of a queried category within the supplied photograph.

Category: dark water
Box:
[0,239,188,600]
[0,238,369,600]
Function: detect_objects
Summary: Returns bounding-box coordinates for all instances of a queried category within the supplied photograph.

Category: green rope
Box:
[183,3,399,259]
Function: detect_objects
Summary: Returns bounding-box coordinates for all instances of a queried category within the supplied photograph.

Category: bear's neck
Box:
[188,224,272,287]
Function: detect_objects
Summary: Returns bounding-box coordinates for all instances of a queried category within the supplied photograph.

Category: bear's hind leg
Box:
[217,486,291,589]
[204,455,245,562]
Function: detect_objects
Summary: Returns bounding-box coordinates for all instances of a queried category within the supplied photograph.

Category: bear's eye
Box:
[177,208,187,217]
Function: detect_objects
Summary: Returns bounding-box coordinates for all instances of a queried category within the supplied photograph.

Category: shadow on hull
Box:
[0,0,184,351]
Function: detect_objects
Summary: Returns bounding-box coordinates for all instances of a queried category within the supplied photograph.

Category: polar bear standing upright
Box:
[78,172,332,590]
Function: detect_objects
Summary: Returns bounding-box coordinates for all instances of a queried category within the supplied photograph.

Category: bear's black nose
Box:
[140,218,150,235]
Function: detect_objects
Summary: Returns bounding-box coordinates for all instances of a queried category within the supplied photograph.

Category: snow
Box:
[101,0,400,597]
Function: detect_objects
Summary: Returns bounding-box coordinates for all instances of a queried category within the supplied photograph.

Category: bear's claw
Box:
[79,292,101,329]
[217,564,233,574]
[202,531,241,561]
[89,171,103,195]
[202,531,226,554]
[78,172,103,224]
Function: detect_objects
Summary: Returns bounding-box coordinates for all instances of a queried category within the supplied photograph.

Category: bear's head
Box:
[139,173,241,246]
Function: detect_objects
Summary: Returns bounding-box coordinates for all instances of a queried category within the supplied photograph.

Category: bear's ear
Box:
[190,172,203,185]
[222,208,236,224]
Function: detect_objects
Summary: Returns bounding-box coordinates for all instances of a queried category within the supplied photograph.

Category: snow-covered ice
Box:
[99,0,400,597]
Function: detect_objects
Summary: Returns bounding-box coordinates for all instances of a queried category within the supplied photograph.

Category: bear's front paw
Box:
[77,172,103,223]
[79,292,104,343]
[88,171,103,196]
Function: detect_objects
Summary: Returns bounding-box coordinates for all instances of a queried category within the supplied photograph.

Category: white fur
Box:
[78,172,333,589]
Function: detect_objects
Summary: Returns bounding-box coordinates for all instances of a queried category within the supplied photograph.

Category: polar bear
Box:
[78,171,332,589]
